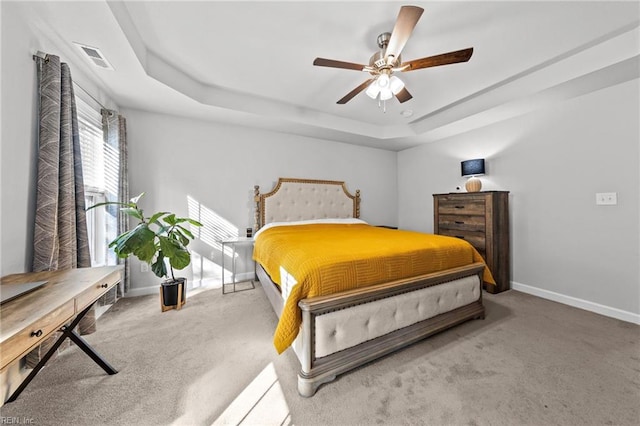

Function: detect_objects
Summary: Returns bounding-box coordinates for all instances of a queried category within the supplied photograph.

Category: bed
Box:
[252,178,492,397]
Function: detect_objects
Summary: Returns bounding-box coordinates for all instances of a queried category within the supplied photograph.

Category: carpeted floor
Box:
[1,282,638,426]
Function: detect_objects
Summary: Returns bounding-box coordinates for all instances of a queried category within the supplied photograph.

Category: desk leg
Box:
[66,328,117,375]
[6,303,117,403]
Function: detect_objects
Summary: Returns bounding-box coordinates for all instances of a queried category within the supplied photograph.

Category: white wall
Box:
[0,1,117,276]
[0,1,38,275]
[398,80,640,319]
[121,108,398,293]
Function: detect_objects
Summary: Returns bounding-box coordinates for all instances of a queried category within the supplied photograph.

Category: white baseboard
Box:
[124,273,255,298]
[125,285,158,298]
[511,281,640,325]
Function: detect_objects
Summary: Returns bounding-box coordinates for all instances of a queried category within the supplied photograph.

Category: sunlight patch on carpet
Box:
[212,363,291,426]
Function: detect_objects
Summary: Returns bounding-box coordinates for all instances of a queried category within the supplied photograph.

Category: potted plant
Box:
[88,193,202,309]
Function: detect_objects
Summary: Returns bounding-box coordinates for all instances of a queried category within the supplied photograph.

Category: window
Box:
[84,190,106,265]
[76,96,119,267]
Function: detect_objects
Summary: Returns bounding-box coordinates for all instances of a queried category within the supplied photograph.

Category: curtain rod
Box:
[33,51,113,113]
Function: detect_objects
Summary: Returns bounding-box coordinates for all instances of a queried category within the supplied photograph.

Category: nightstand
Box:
[220,237,256,294]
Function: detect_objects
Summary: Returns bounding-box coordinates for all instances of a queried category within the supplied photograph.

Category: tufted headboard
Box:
[253,178,360,230]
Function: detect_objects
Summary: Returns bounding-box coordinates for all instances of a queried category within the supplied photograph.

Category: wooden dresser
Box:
[433,191,510,293]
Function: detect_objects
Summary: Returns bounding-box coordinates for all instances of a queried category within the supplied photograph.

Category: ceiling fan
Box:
[313,5,474,106]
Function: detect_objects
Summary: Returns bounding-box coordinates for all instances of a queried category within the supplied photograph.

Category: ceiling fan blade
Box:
[401,48,474,72]
[313,58,367,71]
[385,6,424,63]
[395,87,413,103]
[337,79,375,104]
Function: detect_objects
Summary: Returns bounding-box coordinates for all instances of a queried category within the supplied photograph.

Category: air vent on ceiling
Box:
[73,42,114,71]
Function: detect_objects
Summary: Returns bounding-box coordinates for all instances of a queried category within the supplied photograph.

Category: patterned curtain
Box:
[102,110,130,293]
[28,54,93,367]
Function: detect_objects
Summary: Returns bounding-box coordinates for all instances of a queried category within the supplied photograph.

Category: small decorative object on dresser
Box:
[433,191,510,293]
[461,158,485,192]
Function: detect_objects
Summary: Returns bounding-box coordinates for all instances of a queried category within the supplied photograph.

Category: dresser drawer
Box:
[75,272,120,310]
[438,199,485,216]
[0,299,75,371]
[439,229,486,250]
[438,214,485,232]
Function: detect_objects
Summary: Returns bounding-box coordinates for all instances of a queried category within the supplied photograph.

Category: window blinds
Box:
[76,96,105,192]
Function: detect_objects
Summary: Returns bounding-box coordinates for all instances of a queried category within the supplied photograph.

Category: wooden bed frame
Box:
[253,178,485,397]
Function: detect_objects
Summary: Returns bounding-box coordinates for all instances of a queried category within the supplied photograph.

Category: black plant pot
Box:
[161,277,187,308]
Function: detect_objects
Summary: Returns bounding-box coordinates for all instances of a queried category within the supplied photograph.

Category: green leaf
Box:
[156,225,170,236]
[177,225,194,239]
[173,216,201,226]
[158,235,181,258]
[130,223,155,241]
[169,248,190,270]
[108,229,132,248]
[148,211,169,226]
[151,252,167,278]
[120,207,144,220]
[133,239,157,263]
[163,214,177,226]
[113,224,156,262]
[186,219,203,227]
[110,229,136,255]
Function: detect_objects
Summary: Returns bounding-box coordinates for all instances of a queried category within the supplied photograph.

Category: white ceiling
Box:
[21,1,640,151]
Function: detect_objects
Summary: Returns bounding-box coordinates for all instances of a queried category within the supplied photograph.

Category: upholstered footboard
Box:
[258,262,485,397]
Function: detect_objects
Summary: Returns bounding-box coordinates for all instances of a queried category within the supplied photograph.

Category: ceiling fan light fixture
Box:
[365,81,381,99]
[379,88,393,101]
[377,73,390,88]
[389,76,405,94]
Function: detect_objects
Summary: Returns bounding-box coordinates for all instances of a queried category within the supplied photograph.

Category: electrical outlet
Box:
[596,192,617,205]
[141,262,149,273]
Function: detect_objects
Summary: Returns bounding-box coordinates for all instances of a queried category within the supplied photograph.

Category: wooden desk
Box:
[0,266,122,402]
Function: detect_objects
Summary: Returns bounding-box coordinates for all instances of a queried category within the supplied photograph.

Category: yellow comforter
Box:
[253,223,494,353]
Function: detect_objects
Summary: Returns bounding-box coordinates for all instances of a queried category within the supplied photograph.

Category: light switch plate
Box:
[596,192,617,205]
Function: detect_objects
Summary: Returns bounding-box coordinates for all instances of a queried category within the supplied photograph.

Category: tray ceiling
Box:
[17,1,640,151]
